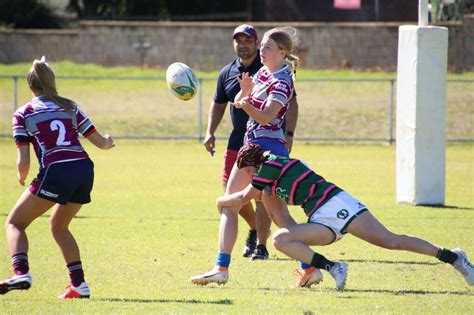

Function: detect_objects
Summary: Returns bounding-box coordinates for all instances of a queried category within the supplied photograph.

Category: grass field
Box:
[0,139,472,313]
[1,62,473,141]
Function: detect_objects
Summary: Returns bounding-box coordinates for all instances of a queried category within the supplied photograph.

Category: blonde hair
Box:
[27,58,77,115]
[263,27,300,79]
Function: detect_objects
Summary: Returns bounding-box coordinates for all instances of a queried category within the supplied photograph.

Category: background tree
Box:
[0,0,63,28]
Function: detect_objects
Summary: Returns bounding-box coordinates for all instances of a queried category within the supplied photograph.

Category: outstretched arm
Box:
[86,131,114,150]
[216,184,261,212]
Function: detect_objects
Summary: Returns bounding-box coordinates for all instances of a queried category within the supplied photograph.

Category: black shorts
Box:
[29,159,94,205]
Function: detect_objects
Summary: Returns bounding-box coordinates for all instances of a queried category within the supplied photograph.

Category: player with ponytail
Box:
[0,57,114,299]
[192,27,304,286]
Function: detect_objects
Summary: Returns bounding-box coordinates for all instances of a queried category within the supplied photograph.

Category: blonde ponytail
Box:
[264,27,299,80]
[27,58,77,115]
[286,53,299,80]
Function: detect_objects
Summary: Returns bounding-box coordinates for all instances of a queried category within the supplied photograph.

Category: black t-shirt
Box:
[214,51,263,151]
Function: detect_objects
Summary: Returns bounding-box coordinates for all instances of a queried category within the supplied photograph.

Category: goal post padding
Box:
[396,25,448,205]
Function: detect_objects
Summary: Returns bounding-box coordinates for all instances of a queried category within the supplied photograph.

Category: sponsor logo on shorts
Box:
[40,189,58,198]
[337,209,349,220]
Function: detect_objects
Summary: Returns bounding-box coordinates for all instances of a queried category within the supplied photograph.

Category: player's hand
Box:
[216,196,225,214]
[17,173,25,186]
[236,72,253,97]
[103,135,115,149]
[203,134,216,155]
[233,96,250,109]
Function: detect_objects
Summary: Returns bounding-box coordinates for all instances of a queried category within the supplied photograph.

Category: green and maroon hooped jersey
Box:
[251,153,342,217]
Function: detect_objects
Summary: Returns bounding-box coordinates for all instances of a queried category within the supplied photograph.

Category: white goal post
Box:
[396,0,448,205]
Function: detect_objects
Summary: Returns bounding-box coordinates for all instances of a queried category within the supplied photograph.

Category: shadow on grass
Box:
[345,259,440,266]
[419,205,474,211]
[270,257,440,266]
[0,213,108,219]
[95,297,233,305]
[342,288,474,296]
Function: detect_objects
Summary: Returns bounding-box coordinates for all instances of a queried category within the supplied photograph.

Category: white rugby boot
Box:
[451,248,474,286]
[329,261,348,290]
[0,273,32,295]
[191,267,228,286]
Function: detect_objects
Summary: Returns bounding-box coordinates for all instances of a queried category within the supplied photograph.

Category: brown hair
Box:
[27,58,77,115]
[264,27,299,79]
[236,143,267,169]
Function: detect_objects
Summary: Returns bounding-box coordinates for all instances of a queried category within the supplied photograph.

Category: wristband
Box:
[285,131,294,137]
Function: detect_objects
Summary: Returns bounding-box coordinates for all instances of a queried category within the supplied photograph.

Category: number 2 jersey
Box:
[251,153,343,218]
[12,95,96,174]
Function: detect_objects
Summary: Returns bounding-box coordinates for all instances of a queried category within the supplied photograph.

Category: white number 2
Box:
[50,120,71,146]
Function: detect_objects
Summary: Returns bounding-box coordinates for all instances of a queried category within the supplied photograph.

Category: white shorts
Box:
[308,191,368,243]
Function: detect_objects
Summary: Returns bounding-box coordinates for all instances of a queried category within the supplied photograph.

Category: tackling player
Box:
[216,143,474,289]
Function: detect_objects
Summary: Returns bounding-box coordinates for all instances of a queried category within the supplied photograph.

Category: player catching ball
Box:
[0,57,114,299]
[216,143,474,290]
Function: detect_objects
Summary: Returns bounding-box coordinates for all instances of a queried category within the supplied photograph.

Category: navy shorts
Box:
[29,159,94,205]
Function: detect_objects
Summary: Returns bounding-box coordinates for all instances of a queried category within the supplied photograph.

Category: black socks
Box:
[436,248,458,264]
[310,253,336,271]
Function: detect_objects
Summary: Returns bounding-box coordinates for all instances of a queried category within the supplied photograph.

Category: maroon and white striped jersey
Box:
[12,96,95,170]
[245,64,294,143]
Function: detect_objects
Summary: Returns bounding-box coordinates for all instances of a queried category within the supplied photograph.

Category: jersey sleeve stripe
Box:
[15,141,30,147]
[83,127,97,137]
[253,176,273,183]
[266,160,283,168]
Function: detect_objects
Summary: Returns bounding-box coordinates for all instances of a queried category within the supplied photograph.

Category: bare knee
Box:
[5,218,26,231]
[49,220,69,238]
[272,228,290,251]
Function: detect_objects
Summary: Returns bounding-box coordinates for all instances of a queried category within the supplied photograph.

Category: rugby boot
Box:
[293,267,323,288]
[59,282,90,299]
[243,229,257,257]
[451,248,474,286]
[329,261,348,290]
[251,245,269,260]
[191,267,228,286]
[0,273,32,295]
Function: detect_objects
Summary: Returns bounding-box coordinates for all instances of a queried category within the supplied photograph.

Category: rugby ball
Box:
[166,62,198,101]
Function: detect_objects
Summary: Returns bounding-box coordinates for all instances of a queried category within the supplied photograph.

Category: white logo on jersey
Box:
[276,187,289,200]
[274,83,289,93]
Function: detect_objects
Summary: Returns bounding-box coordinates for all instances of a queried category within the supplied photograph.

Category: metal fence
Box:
[1,75,472,143]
